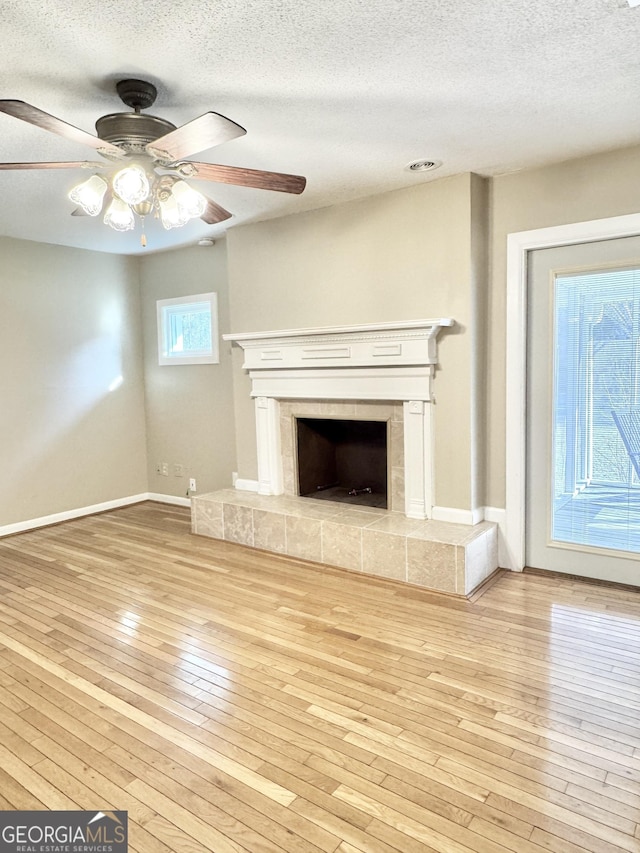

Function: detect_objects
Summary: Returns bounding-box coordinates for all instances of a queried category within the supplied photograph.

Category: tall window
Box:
[157,293,218,365]
[552,266,640,552]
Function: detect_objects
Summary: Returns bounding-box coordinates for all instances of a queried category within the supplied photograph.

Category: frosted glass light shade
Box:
[112,165,150,205]
[171,180,207,219]
[68,175,108,216]
[159,194,190,230]
[103,198,135,232]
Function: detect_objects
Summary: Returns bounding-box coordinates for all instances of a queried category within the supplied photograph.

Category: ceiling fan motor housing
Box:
[95,112,177,155]
[95,79,177,155]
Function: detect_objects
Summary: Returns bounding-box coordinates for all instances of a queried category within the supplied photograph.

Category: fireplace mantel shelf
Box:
[224,318,454,370]
[224,318,454,343]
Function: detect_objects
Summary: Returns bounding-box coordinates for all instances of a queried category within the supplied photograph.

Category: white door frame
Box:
[504,212,640,571]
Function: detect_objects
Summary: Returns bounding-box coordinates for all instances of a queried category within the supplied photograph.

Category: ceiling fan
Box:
[0,78,306,243]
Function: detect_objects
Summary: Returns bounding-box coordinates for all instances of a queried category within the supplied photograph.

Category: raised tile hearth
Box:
[191,489,498,597]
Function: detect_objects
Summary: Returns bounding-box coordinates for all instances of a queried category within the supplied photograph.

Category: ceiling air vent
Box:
[405,159,442,172]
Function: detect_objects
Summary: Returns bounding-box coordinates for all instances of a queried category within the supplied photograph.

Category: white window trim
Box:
[157,292,219,366]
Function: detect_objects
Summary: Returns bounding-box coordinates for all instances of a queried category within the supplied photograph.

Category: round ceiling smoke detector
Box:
[197,238,215,246]
[405,159,442,173]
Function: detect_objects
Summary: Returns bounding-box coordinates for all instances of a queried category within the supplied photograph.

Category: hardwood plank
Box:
[0,740,78,809]
[24,709,136,789]
[374,756,535,840]
[0,764,48,809]
[433,758,637,852]
[102,732,341,853]
[564,783,640,823]
[27,736,155,825]
[0,630,296,807]
[126,779,252,853]
[108,745,331,853]
[333,784,511,853]
[290,799,399,853]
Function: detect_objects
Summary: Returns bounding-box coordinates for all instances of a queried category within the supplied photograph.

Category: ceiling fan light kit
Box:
[68,174,108,216]
[103,197,136,232]
[0,77,307,246]
[112,164,150,205]
[69,163,210,232]
[171,179,207,218]
[158,190,191,230]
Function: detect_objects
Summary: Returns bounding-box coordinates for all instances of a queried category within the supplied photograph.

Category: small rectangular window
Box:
[157,292,219,365]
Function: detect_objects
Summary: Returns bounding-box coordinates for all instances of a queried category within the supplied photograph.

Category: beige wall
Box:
[469,173,489,511]
[227,173,486,511]
[7,142,638,526]
[487,143,640,507]
[139,243,237,498]
[0,236,147,526]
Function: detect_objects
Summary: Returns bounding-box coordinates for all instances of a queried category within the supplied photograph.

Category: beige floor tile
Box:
[362,529,406,581]
[223,504,254,547]
[253,509,286,553]
[192,498,224,538]
[322,521,363,571]
[285,515,322,562]
[407,538,457,593]
[365,514,423,535]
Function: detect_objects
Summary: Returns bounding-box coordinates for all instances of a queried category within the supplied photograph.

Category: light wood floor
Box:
[0,502,639,853]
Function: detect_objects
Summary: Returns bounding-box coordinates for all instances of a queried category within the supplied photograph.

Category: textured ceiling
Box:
[1,0,639,255]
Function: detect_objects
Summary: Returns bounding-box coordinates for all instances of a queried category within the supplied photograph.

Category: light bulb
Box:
[68,175,108,216]
[112,165,150,205]
[171,180,207,219]
[103,198,135,232]
[159,194,190,230]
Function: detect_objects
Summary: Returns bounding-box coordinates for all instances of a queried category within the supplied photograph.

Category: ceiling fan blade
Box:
[0,101,125,159]
[185,162,306,194]
[200,197,233,225]
[0,161,105,170]
[146,112,246,162]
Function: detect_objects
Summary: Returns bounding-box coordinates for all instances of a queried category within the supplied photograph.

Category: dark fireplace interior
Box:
[296,418,387,508]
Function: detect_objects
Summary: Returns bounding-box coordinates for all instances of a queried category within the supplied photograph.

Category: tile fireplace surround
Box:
[192,320,499,597]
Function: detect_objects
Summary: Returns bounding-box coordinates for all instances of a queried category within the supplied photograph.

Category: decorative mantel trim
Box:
[224,318,454,371]
[225,319,455,519]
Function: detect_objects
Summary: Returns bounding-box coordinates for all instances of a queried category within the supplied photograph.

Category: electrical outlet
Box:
[189,478,197,492]
[174,463,184,477]
[155,462,162,474]
[161,462,169,476]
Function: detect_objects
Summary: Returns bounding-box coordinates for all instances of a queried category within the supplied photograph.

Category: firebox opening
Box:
[296,418,388,508]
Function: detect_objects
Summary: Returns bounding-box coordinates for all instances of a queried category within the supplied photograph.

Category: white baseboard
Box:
[146,493,192,507]
[234,478,259,492]
[0,491,195,538]
[431,506,485,525]
[431,505,513,571]
[483,506,506,525]
[483,506,513,571]
[0,493,149,538]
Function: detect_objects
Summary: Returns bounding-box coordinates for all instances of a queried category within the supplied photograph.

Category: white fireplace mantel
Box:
[224,318,454,370]
[224,319,454,519]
